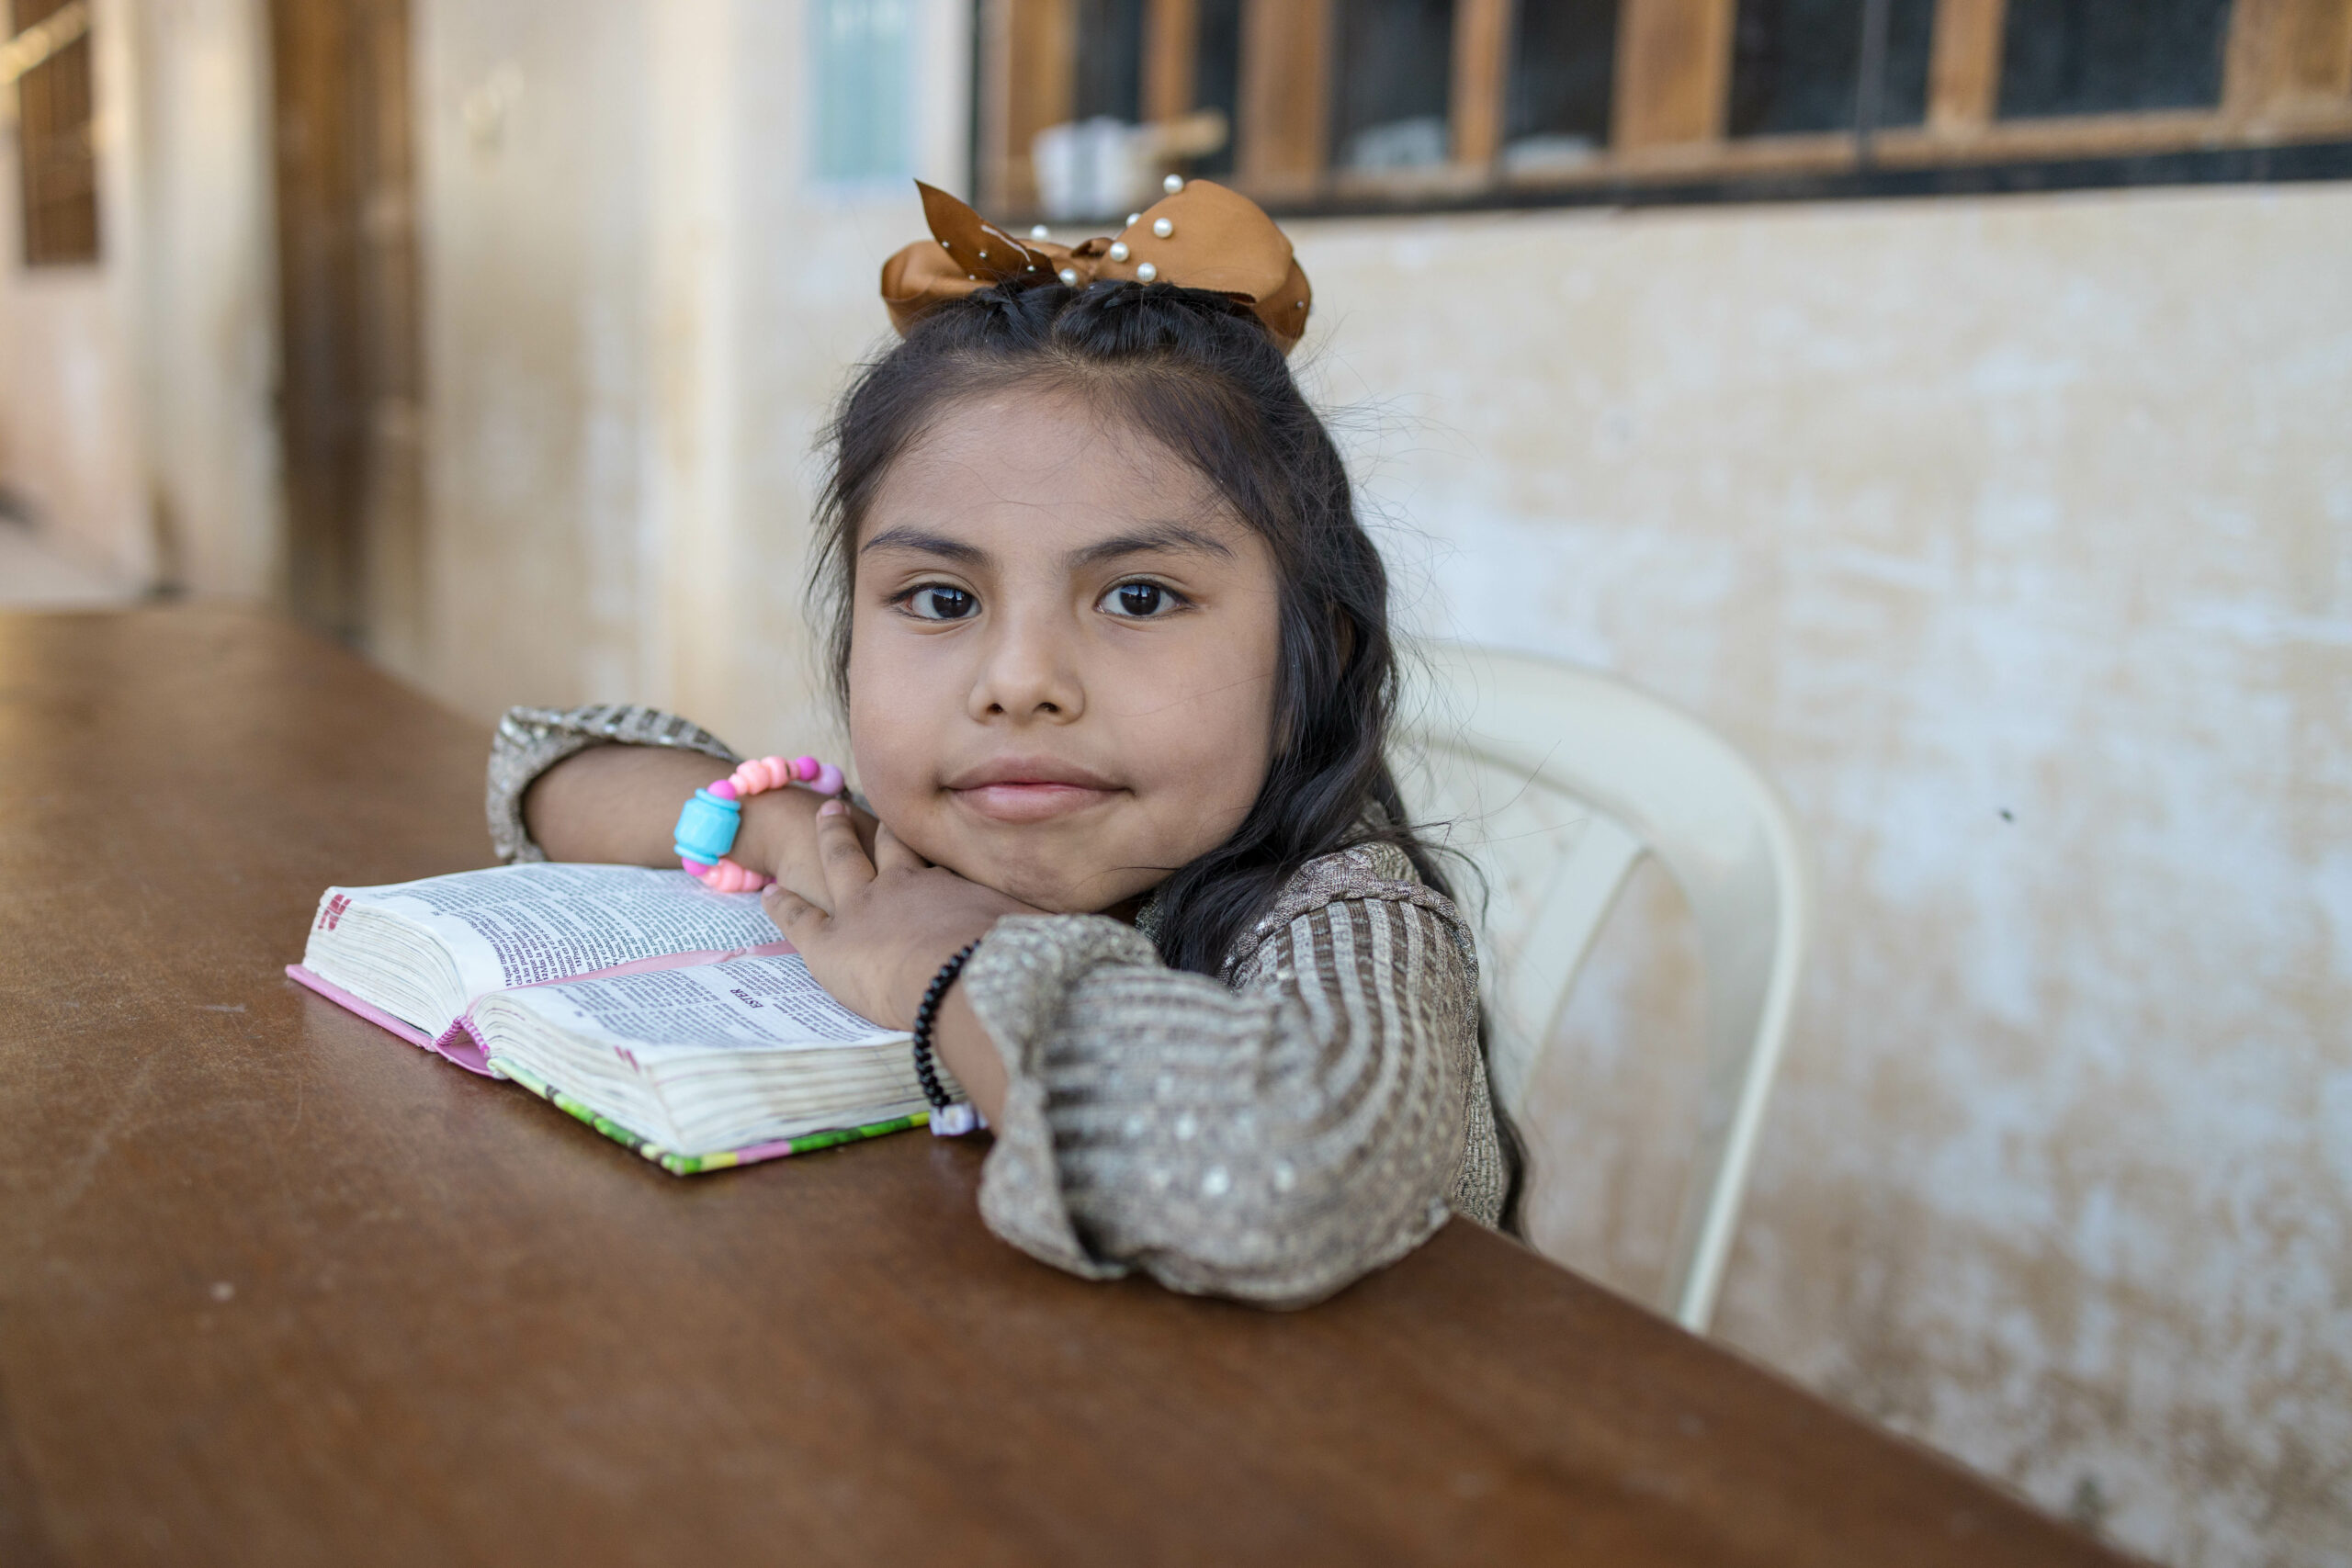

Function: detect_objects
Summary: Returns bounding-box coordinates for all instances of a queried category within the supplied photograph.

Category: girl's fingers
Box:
[813,798,876,894]
[848,801,883,861]
[763,884,822,938]
[872,822,928,874]
[770,827,831,913]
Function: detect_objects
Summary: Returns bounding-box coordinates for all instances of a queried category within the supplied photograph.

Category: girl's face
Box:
[846,390,1282,915]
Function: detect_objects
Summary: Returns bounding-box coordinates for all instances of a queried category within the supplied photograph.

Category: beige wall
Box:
[0,261,145,580]
[0,3,145,584]
[124,0,281,597]
[1287,186,2350,1567]
[0,0,279,596]
[413,0,967,756]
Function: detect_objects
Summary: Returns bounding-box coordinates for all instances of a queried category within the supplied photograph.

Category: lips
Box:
[945,757,1122,823]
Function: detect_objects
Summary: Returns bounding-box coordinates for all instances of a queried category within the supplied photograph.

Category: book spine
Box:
[285,964,436,1050]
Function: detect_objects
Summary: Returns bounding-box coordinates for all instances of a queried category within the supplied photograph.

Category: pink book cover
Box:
[286,964,440,1052]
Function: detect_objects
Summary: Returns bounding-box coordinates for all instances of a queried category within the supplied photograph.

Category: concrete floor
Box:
[0,524,142,609]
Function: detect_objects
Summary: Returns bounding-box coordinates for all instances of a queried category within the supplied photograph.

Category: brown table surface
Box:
[0,607,2129,1566]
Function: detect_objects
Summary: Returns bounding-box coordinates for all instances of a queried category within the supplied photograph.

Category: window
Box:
[1334,0,1457,173]
[1729,0,1935,138]
[973,0,2352,216]
[811,0,914,185]
[1507,1,1619,173]
[8,0,98,265]
[1074,0,1145,120]
[1189,0,1243,175]
[1997,0,2233,118]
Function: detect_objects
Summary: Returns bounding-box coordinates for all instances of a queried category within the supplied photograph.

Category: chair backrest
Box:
[1396,642,1809,1333]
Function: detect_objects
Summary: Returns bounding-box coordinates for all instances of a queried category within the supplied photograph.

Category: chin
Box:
[944,846,1147,917]
[888,807,1160,915]
[973,863,1113,915]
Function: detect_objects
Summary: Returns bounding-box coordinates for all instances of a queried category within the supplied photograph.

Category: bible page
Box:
[326,863,790,1002]
[481,954,906,1056]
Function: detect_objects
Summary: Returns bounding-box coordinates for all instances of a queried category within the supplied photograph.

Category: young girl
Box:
[489,181,1520,1307]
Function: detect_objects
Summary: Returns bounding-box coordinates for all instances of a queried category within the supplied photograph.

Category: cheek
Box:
[1165,727,1269,848]
[844,616,933,812]
[1135,608,1282,834]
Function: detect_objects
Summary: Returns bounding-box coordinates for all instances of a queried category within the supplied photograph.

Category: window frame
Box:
[972,0,2352,217]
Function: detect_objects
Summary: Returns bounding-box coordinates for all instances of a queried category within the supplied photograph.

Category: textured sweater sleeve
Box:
[486,704,740,863]
[959,845,1499,1309]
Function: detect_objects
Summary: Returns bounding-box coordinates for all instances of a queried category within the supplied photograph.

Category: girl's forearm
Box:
[930,987,1009,1126]
[521,744,730,864]
[523,742,856,874]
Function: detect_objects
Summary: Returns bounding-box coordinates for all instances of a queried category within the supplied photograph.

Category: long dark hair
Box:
[810,275,1524,1229]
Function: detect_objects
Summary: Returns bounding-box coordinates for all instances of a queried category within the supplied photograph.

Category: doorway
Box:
[269,0,424,670]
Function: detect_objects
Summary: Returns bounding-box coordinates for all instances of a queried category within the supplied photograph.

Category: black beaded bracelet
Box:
[912,941,983,1136]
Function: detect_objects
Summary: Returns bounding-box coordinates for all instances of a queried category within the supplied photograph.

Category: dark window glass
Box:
[1193,0,1243,175]
[1728,0,1936,138]
[1997,0,2233,118]
[1333,0,1456,172]
[1506,0,1618,169]
[1073,0,1145,122]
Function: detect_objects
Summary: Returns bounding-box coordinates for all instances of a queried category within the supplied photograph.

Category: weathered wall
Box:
[413,0,967,754]
[1286,186,2350,1568]
[122,0,281,596]
[413,0,654,715]
[0,259,146,581]
[0,1,145,584]
[0,0,278,596]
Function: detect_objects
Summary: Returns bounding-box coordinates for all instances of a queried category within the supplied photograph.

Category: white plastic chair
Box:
[1396,642,1809,1333]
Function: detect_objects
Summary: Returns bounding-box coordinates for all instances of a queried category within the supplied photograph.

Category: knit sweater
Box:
[489,703,1506,1307]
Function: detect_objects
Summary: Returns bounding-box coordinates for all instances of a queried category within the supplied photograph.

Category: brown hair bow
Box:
[879,179,1312,353]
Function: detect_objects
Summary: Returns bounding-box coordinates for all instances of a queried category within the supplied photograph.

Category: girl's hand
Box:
[737,786,881,913]
[763,801,1041,1031]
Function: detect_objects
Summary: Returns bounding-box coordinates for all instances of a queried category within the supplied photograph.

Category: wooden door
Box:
[270,0,423,666]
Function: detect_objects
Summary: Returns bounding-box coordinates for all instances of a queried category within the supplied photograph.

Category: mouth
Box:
[944,757,1123,824]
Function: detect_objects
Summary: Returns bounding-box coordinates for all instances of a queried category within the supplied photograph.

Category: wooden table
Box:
[0,607,2127,1566]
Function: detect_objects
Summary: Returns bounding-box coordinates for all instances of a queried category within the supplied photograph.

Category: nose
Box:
[967,605,1085,724]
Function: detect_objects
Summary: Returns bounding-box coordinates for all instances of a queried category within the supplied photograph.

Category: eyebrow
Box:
[1062,524,1236,570]
[859,521,1238,570]
[859,526,987,564]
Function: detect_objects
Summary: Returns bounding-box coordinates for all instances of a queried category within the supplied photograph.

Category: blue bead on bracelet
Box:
[672,785,743,867]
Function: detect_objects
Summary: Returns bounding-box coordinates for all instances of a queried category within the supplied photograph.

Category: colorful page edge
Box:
[489,1056,929,1177]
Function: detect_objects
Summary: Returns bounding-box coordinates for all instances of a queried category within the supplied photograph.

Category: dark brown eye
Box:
[908,586,978,621]
[1103,581,1176,618]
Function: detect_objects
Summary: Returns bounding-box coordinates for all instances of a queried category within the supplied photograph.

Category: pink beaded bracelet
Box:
[679,753,846,893]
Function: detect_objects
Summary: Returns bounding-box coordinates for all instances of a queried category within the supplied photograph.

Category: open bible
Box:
[288,863,957,1174]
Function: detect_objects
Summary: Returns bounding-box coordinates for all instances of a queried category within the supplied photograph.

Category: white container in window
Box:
[1032,118,1161,222]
